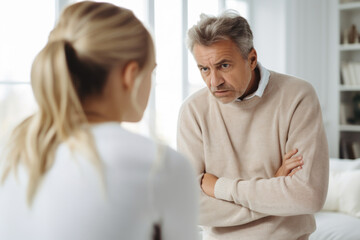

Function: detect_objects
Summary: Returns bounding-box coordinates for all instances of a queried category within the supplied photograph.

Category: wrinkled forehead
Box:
[193,40,241,65]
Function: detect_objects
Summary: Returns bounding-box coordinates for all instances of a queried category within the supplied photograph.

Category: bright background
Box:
[0,0,250,149]
[0,0,339,157]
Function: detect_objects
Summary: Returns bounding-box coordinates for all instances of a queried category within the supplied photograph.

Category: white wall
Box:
[251,0,286,73]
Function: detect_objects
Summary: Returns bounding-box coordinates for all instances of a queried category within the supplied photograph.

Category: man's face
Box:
[193,39,257,104]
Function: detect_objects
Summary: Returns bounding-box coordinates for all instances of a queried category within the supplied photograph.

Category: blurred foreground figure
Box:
[0,2,198,239]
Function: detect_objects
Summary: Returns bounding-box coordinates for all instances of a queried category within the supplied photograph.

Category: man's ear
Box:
[248,48,257,70]
[122,61,140,90]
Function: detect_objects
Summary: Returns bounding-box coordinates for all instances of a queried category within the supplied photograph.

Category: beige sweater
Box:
[177,71,329,240]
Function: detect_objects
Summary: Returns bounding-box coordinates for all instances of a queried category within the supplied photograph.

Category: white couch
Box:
[310,158,360,240]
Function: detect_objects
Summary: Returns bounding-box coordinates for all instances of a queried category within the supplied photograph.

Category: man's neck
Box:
[238,66,260,100]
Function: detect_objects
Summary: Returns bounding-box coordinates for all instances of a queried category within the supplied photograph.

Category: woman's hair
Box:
[1,1,154,205]
[187,10,253,59]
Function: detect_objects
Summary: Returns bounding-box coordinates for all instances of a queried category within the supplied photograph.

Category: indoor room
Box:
[0,0,359,239]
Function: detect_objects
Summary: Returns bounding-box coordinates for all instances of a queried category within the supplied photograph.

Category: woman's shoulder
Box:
[91,122,151,142]
[90,122,155,154]
[89,122,194,173]
[161,145,195,176]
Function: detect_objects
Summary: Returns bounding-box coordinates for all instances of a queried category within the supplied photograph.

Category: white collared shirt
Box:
[236,62,270,102]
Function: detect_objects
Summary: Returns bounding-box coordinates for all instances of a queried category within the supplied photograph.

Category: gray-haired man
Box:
[177,11,329,240]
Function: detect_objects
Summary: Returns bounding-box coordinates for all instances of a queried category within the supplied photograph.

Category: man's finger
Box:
[286,159,304,171]
[288,166,302,177]
[283,148,298,161]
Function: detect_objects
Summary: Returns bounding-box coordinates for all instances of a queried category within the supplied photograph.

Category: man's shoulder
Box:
[184,87,210,103]
[268,71,316,97]
[178,87,212,123]
[181,87,211,110]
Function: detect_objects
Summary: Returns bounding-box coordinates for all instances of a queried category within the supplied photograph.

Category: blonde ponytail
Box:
[1,1,154,204]
[2,39,101,205]
[1,1,154,205]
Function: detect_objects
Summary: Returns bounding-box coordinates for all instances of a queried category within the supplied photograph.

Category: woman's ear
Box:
[122,61,140,90]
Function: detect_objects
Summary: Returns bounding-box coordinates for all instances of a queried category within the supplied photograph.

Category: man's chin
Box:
[211,90,238,104]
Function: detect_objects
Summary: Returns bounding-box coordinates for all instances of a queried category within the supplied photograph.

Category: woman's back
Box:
[1,2,198,239]
[0,123,198,239]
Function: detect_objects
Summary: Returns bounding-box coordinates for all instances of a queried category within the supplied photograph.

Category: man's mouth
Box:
[214,90,230,96]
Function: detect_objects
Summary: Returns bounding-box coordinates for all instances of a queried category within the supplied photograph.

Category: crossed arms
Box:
[177,86,329,227]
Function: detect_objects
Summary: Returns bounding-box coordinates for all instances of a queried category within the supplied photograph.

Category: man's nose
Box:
[210,71,224,87]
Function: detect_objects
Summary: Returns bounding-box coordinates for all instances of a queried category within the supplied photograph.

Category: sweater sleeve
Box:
[177,102,268,227]
[214,84,329,216]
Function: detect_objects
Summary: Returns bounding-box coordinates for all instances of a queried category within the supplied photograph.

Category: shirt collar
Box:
[236,62,270,102]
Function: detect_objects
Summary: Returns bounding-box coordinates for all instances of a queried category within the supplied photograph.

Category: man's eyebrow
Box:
[197,59,232,68]
[215,59,232,66]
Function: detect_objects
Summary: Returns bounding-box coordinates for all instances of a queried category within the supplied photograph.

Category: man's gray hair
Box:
[187,10,253,59]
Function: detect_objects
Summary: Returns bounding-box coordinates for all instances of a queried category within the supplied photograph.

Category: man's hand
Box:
[201,173,219,197]
[275,149,304,177]
[201,149,303,198]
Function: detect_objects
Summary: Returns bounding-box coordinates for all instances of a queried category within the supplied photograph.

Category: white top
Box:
[0,122,198,240]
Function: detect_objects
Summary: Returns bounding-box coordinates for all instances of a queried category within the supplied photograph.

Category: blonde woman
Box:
[0,1,198,240]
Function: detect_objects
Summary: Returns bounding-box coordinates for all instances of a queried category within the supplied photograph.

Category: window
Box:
[0,0,250,149]
[0,0,55,146]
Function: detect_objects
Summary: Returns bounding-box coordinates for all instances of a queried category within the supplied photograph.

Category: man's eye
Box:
[201,67,209,72]
[221,64,230,69]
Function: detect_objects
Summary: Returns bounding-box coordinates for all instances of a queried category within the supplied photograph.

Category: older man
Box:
[177,11,329,240]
